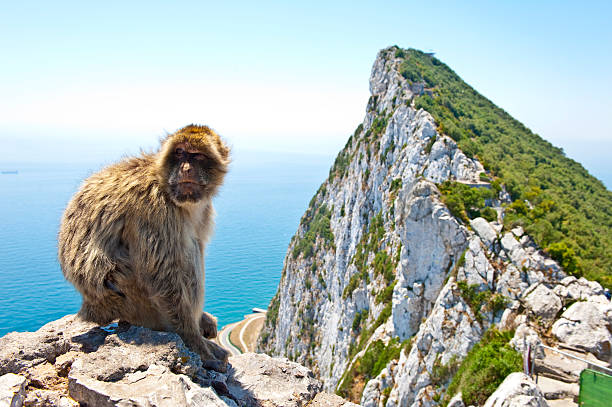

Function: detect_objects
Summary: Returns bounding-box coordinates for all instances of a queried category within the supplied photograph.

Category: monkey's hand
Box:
[189,337,229,373]
[199,312,218,339]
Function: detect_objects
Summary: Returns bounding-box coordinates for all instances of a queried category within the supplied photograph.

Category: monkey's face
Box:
[167,142,225,204]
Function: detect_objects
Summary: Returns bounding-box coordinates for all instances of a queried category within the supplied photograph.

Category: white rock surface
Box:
[483,372,548,407]
[510,324,544,359]
[523,284,562,323]
[447,392,465,407]
[470,217,498,248]
[553,276,605,301]
[552,301,612,362]
[0,373,26,407]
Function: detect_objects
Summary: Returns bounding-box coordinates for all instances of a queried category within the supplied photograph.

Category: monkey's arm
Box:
[58,195,131,301]
[133,223,228,370]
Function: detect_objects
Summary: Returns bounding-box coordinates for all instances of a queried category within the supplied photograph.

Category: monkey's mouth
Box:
[171,182,205,202]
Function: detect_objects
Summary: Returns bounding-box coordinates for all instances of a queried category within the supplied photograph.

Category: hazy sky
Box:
[1,1,610,187]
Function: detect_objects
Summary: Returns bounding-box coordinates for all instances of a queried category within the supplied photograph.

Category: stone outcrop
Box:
[483,373,548,407]
[0,315,355,407]
[552,301,612,362]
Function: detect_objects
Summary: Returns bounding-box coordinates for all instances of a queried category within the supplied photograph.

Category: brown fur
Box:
[58,125,230,371]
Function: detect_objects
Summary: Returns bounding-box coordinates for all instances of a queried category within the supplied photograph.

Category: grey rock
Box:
[536,376,578,401]
[69,364,226,407]
[227,353,322,407]
[310,392,360,406]
[0,315,99,376]
[1,316,347,407]
[483,372,548,407]
[553,276,605,301]
[523,284,562,323]
[470,217,498,248]
[552,301,612,362]
[23,389,79,407]
[69,325,203,382]
[497,265,528,300]
[511,226,524,238]
[501,233,530,271]
[510,324,544,359]
[447,392,465,407]
[0,373,26,407]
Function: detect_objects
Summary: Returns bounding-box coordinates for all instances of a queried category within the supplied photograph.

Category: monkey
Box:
[58,124,230,371]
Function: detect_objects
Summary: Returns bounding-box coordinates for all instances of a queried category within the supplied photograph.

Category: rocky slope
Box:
[0,315,358,407]
[256,47,612,406]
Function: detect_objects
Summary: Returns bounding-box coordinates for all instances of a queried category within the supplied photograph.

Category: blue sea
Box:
[0,150,332,336]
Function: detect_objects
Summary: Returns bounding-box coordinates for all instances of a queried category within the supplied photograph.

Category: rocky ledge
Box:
[0,315,358,407]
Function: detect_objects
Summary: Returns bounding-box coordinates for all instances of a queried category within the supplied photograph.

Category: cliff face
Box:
[257,47,612,406]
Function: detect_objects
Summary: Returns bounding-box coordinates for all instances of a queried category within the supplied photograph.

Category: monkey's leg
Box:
[77,298,118,325]
[199,311,218,339]
[161,298,229,372]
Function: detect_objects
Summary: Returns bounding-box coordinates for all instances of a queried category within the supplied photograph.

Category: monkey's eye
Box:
[175,148,185,157]
[193,154,206,161]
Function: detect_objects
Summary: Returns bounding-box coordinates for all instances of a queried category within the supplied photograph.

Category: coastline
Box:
[215,309,266,355]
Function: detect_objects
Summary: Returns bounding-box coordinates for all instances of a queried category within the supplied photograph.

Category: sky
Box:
[1,1,611,187]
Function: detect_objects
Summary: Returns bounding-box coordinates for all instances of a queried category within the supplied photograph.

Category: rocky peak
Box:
[256,46,612,407]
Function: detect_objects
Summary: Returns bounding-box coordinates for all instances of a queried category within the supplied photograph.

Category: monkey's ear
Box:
[215,138,231,164]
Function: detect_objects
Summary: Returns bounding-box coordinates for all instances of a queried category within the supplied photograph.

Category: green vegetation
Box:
[395,47,612,288]
[292,204,334,259]
[373,251,395,283]
[343,212,387,299]
[431,354,460,387]
[260,292,281,345]
[375,281,396,304]
[337,337,410,402]
[424,135,437,155]
[456,281,509,322]
[444,328,522,406]
[329,124,363,180]
[439,181,495,223]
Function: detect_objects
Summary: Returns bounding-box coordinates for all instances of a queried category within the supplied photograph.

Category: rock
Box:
[69,363,226,407]
[0,315,96,376]
[510,324,544,359]
[0,373,26,407]
[536,376,578,401]
[553,276,605,301]
[68,325,203,381]
[447,392,465,407]
[497,265,528,300]
[470,218,497,248]
[511,226,524,237]
[552,301,612,362]
[483,372,548,407]
[0,316,349,407]
[310,392,360,406]
[536,346,592,383]
[523,284,562,323]
[227,353,322,407]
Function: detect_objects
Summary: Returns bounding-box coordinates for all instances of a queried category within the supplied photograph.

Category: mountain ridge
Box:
[256,46,612,406]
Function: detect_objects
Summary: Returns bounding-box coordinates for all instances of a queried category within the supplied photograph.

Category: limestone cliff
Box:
[257,47,612,406]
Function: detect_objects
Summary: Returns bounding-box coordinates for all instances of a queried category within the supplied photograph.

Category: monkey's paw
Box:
[200,339,229,373]
[199,312,218,339]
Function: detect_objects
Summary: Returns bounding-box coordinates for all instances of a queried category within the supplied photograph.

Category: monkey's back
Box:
[58,154,175,299]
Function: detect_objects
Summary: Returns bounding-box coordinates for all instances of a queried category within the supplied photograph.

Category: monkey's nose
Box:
[180,162,193,175]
